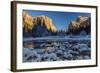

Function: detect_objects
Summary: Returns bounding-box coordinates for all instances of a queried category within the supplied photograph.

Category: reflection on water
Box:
[23,39,91,62]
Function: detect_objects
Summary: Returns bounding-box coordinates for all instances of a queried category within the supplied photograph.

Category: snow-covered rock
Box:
[49,53,58,61]
[56,50,63,57]
[72,44,88,49]
[23,39,91,62]
[84,56,90,59]
[70,51,79,56]
[77,56,83,60]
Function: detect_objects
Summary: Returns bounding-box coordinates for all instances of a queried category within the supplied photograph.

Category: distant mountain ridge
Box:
[67,16,91,35]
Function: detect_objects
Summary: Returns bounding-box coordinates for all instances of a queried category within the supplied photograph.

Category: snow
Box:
[84,56,90,59]
[23,36,91,62]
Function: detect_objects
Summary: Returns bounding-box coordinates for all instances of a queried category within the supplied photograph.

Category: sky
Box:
[23,10,91,30]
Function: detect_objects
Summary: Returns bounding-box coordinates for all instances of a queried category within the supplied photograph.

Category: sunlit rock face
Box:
[68,16,91,35]
[32,15,57,32]
[23,12,57,37]
[76,16,89,22]
[23,11,33,32]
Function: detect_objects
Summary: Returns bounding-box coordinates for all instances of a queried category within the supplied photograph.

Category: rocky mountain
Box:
[67,16,91,35]
[23,12,90,37]
[23,11,57,37]
[23,11,33,32]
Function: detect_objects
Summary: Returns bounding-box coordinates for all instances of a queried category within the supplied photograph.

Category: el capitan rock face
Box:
[32,15,57,32]
[23,12,57,37]
[67,16,91,35]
